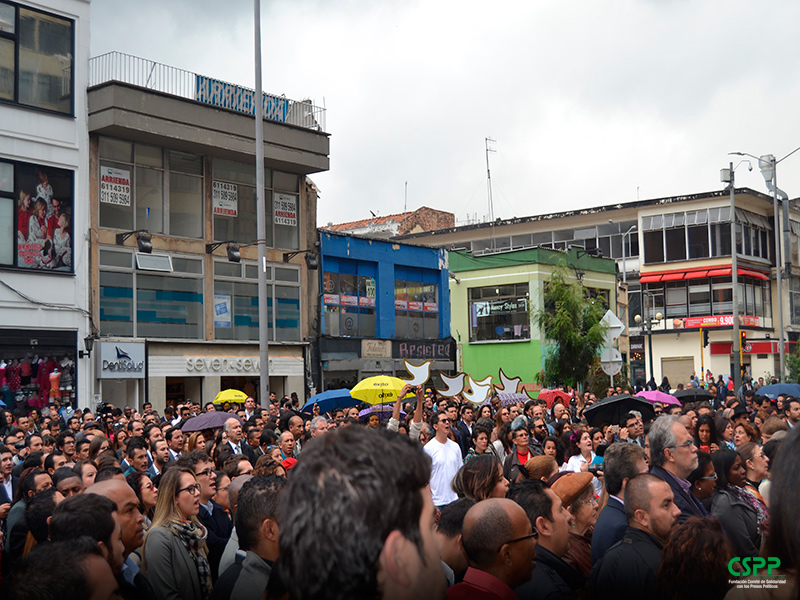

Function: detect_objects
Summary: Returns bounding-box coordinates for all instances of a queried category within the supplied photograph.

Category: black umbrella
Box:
[672,388,714,401]
[583,393,656,427]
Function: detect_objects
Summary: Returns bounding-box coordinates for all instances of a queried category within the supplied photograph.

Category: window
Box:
[665,282,687,318]
[323,266,377,338]
[468,283,530,342]
[395,277,439,339]
[211,158,300,250]
[711,277,732,315]
[213,260,301,342]
[0,3,73,114]
[0,158,74,272]
[99,138,204,238]
[643,230,664,263]
[99,248,204,339]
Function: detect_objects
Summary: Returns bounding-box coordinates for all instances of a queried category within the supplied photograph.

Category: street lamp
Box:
[634,292,662,386]
[731,145,800,382]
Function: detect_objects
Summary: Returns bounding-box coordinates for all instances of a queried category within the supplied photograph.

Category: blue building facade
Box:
[316,231,454,390]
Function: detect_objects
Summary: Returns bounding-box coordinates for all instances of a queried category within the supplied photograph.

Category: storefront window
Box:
[0,159,74,272]
[468,283,530,342]
[0,329,77,408]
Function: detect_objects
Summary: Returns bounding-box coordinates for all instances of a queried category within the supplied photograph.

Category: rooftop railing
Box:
[88,51,326,132]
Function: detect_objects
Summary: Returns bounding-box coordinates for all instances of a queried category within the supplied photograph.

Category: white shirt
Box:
[561,452,603,497]
[2,476,12,502]
[424,437,462,506]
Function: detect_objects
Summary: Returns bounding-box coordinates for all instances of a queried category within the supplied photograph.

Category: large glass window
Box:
[99,138,204,238]
[213,260,301,342]
[0,4,73,114]
[211,158,300,250]
[98,248,204,339]
[0,158,74,272]
[323,261,377,338]
[468,283,530,342]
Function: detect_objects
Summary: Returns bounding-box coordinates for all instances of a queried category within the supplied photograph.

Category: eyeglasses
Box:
[177,483,201,496]
[142,482,156,491]
[195,468,214,478]
[577,497,599,506]
[668,441,695,450]
[502,530,538,548]
[699,473,718,481]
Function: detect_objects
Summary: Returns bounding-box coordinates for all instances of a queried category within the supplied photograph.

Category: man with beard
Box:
[530,417,547,456]
[588,474,681,600]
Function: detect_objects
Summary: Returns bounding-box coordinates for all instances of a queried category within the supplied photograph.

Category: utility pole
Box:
[485,137,496,247]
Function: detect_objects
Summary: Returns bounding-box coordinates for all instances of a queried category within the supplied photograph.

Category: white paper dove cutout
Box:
[402,360,432,387]
[497,368,522,394]
[436,373,466,398]
[463,375,493,405]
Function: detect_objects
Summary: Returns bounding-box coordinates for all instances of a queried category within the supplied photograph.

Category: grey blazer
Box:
[144,526,204,600]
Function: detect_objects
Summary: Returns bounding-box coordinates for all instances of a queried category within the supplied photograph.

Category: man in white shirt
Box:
[423,411,462,509]
[243,397,257,421]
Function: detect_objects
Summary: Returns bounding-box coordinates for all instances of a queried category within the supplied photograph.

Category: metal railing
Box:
[88,51,326,133]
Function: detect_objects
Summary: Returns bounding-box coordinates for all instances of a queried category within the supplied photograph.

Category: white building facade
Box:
[0,0,92,409]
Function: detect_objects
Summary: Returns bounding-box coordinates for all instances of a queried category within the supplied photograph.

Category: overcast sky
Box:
[91,0,800,227]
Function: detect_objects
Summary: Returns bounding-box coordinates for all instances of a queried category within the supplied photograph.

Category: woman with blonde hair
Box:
[187,431,207,453]
[143,466,211,600]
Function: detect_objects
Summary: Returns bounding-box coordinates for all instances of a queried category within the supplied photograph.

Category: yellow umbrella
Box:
[351,376,415,405]
[213,389,248,405]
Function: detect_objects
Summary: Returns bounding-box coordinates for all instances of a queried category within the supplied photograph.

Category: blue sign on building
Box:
[195,75,289,123]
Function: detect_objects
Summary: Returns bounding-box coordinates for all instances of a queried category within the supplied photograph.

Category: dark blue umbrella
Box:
[301,388,358,414]
[756,383,800,399]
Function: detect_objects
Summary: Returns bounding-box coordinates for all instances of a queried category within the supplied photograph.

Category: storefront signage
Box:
[323,294,340,305]
[408,301,423,312]
[100,166,131,206]
[359,296,376,308]
[274,193,297,226]
[395,340,455,361]
[395,299,408,310]
[186,357,261,374]
[195,75,289,123]
[341,294,358,306]
[97,342,145,379]
[710,341,792,356]
[474,298,527,318]
[212,181,238,217]
[424,302,439,313]
[362,339,391,358]
[676,315,762,329]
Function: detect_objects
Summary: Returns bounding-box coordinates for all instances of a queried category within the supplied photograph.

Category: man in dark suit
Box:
[648,416,707,523]
[454,404,475,458]
[177,450,232,582]
[0,445,19,521]
[225,418,256,465]
[591,442,648,564]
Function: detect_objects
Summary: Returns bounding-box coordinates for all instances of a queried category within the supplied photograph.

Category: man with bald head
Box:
[288,414,305,456]
[225,417,256,465]
[86,478,154,599]
[448,498,537,599]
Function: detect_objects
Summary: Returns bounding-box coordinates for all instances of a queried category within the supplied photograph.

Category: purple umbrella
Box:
[359,405,407,423]
[635,390,682,406]
[181,411,242,432]
[479,392,531,407]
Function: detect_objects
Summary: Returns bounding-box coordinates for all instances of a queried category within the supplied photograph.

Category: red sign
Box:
[408,301,423,312]
[395,299,408,310]
[323,294,339,305]
[341,295,358,306]
[709,341,790,355]
[679,315,762,329]
[359,296,376,308]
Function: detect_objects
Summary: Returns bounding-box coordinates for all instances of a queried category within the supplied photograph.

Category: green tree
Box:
[534,264,608,389]
[787,343,800,383]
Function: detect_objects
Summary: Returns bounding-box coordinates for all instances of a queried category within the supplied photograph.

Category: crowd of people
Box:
[0,379,798,599]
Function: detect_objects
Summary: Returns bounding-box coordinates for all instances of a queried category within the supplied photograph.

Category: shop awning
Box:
[640,266,769,283]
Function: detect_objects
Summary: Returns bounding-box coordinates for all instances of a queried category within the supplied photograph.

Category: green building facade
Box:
[448,246,618,392]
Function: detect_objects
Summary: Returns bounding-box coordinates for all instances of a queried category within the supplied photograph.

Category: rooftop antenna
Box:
[486,137,496,246]
[404,181,408,212]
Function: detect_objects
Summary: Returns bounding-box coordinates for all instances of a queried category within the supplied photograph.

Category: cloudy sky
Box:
[91,0,800,227]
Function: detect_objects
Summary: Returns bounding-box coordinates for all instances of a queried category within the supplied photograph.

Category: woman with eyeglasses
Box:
[710,449,761,559]
[687,450,716,509]
[143,466,211,600]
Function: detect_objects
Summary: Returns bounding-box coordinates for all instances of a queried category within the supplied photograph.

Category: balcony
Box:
[89,51,326,133]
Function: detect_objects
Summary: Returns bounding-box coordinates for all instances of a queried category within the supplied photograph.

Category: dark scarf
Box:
[167,519,212,599]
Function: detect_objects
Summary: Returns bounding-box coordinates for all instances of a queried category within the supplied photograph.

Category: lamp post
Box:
[731,145,800,382]
[634,291,662,386]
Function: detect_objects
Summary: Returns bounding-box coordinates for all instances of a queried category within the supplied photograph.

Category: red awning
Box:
[661,272,685,281]
[639,274,661,283]
[707,268,731,277]
[685,270,708,279]
[739,268,769,281]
